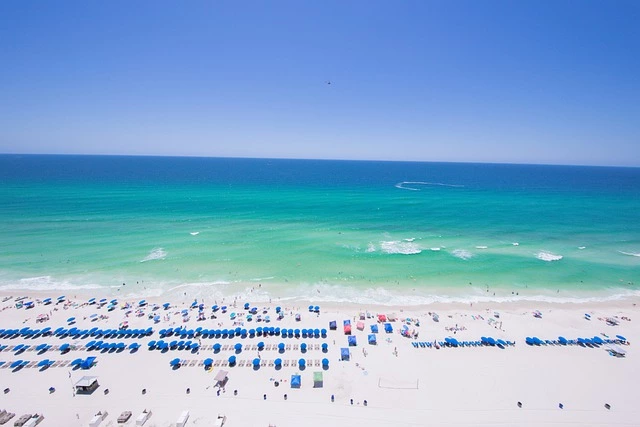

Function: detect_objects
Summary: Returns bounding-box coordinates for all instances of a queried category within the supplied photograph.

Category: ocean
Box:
[0,154,638,305]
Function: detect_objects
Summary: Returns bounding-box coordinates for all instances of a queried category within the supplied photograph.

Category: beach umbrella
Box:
[100,342,110,350]
[298,358,306,367]
[57,295,65,301]
[321,328,327,337]
[67,317,75,324]
[294,329,301,337]
[139,300,147,306]
[163,303,170,309]
[256,327,263,336]
[71,358,83,366]
[147,340,157,349]
[278,343,285,352]
[213,343,222,352]
[252,358,261,368]
[322,358,329,367]
[116,342,126,350]
[41,327,51,335]
[204,358,213,367]
[228,355,236,365]
[321,343,328,351]
[244,303,250,310]
[170,358,181,367]
[616,335,627,342]
[592,336,604,345]
[234,343,243,352]
[264,315,270,322]
[486,337,496,346]
[314,328,320,337]
[43,298,52,305]
[212,305,219,311]
[558,336,568,345]
[37,359,51,367]
[10,360,23,368]
[88,298,96,304]
[257,341,265,350]
[308,305,314,312]
[314,305,320,313]
[85,341,96,349]
[99,298,107,304]
[190,343,199,350]
[221,305,227,312]
[129,343,140,350]
[274,327,281,336]
[110,299,117,304]
[274,358,282,366]
[301,343,307,352]
[59,343,70,352]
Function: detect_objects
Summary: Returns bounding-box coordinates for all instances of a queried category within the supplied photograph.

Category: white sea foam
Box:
[365,243,376,253]
[140,248,167,263]
[451,249,473,260]
[619,251,640,257]
[0,276,104,292]
[394,181,465,191]
[536,251,563,262]
[475,246,488,249]
[512,242,519,246]
[578,246,586,250]
[404,238,416,242]
[190,232,200,236]
[430,247,441,251]
[379,240,422,255]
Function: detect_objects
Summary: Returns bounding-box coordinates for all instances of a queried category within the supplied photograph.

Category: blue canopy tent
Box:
[228,355,236,366]
[348,336,357,346]
[368,334,377,345]
[384,323,393,333]
[329,321,337,330]
[370,324,379,333]
[341,348,350,361]
[291,374,301,388]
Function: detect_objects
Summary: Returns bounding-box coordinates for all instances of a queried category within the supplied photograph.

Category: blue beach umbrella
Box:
[10,360,24,369]
[298,358,306,367]
[278,343,285,352]
[67,317,75,324]
[204,358,213,367]
[228,355,236,365]
[57,295,65,301]
[42,298,52,305]
[257,341,265,350]
[59,343,71,352]
[163,303,170,309]
[253,358,261,368]
[322,358,329,367]
[37,359,52,368]
[147,340,157,349]
[234,343,243,353]
[88,298,96,304]
[213,343,222,352]
[301,343,307,352]
[129,343,140,350]
[71,358,83,366]
[170,358,181,367]
[616,335,627,342]
[321,343,328,352]
[139,300,147,306]
[274,358,282,367]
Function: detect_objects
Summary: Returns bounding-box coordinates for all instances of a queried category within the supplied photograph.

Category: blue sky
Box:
[0,1,638,166]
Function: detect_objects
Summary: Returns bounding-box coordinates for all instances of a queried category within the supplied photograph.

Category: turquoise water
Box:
[0,155,639,304]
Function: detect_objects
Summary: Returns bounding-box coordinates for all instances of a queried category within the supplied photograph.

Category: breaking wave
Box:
[140,248,167,263]
[451,249,473,260]
[536,251,563,262]
[379,240,422,255]
[619,251,640,257]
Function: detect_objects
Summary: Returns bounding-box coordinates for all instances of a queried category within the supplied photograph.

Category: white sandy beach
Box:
[0,290,638,427]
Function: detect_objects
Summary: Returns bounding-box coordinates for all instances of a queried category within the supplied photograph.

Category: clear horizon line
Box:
[0,151,638,169]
